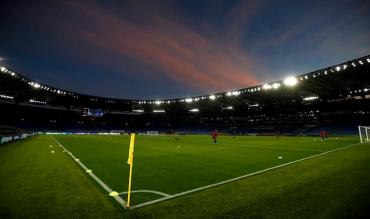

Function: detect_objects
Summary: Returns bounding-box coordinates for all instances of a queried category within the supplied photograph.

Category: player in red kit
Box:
[320,130,326,141]
[211,130,218,144]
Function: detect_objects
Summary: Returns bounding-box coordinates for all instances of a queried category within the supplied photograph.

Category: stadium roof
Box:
[0,55,370,112]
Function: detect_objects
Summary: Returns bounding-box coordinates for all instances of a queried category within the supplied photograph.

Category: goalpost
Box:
[358,126,370,143]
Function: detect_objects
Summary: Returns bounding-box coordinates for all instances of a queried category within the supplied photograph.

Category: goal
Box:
[358,126,370,143]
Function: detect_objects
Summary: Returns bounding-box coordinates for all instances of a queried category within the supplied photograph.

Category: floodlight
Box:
[226,92,232,96]
[262,84,272,90]
[189,108,199,112]
[232,91,240,96]
[155,100,161,105]
[283,76,298,86]
[335,66,340,71]
[185,98,193,103]
[343,64,347,69]
[209,95,216,100]
[0,66,6,72]
[367,58,370,63]
[303,96,319,101]
[153,109,165,113]
[272,83,280,89]
[33,83,41,88]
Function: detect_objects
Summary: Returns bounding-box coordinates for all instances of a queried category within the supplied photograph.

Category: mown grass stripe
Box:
[51,136,127,209]
[131,141,363,209]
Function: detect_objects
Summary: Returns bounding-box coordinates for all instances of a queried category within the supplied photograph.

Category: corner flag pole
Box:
[126,133,135,208]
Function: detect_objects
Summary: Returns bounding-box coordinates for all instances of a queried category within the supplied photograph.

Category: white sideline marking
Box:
[119,190,170,197]
[50,136,127,209]
[131,142,364,209]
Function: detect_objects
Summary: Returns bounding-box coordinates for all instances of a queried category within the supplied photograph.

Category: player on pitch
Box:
[212,130,218,144]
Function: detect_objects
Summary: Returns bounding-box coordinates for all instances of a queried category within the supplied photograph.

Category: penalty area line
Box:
[131,141,364,210]
[50,135,127,209]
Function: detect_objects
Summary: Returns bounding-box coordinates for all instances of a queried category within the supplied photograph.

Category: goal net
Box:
[358,126,370,143]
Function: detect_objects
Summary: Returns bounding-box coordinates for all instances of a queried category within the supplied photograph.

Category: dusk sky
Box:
[0,0,369,99]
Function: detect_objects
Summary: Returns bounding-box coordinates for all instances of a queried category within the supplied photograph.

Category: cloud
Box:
[50,1,262,93]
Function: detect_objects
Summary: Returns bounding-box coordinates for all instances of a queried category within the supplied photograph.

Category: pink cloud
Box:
[43,1,263,93]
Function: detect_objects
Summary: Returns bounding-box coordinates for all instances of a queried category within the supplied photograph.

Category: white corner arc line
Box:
[119,190,170,197]
[131,142,364,209]
[50,136,127,209]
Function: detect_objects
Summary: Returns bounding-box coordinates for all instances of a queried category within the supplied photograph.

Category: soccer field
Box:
[51,134,359,208]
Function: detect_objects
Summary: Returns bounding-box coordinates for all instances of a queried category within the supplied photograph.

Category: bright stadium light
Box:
[155,100,161,105]
[232,91,240,96]
[226,92,232,96]
[335,66,341,71]
[209,95,216,100]
[262,84,272,90]
[272,83,280,89]
[367,58,370,63]
[185,98,193,103]
[33,83,41,88]
[189,108,199,112]
[283,76,298,86]
[153,109,165,113]
[0,66,6,72]
[303,96,319,101]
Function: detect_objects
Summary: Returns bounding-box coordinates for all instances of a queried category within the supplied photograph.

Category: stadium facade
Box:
[1,55,370,135]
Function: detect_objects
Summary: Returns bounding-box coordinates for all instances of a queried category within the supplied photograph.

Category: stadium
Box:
[1,1,370,218]
[1,55,370,218]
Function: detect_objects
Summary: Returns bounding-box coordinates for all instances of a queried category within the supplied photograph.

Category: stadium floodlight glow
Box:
[0,66,6,72]
[232,91,240,96]
[304,75,308,79]
[223,106,233,110]
[209,95,216,100]
[283,76,298,86]
[33,83,41,88]
[272,83,280,89]
[367,58,370,63]
[359,60,364,65]
[153,109,165,113]
[303,96,319,101]
[226,92,232,96]
[132,109,144,113]
[155,100,161,105]
[189,108,199,112]
[364,88,368,92]
[352,62,356,67]
[343,64,347,70]
[0,94,14,99]
[335,66,341,71]
[262,84,272,90]
[185,98,193,103]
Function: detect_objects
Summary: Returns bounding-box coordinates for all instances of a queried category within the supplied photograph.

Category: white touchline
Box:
[119,190,170,197]
[50,136,127,209]
[130,141,365,210]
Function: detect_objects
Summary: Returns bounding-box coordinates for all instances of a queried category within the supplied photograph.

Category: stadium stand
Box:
[1,55,370,135]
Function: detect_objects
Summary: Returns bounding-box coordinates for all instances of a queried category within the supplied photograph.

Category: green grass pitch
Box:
[1,134,370,218]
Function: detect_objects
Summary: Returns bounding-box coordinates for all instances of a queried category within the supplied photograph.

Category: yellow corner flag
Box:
[126,133,135,208]
[127,133,135,165]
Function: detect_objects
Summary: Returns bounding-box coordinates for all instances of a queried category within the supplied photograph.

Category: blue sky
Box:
[0,0,369,99]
